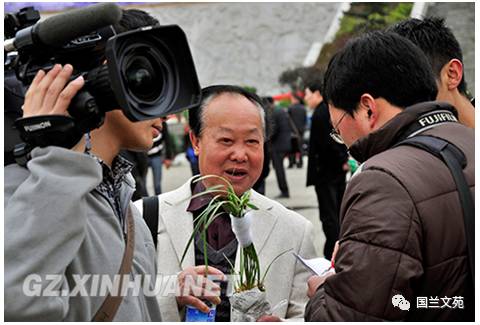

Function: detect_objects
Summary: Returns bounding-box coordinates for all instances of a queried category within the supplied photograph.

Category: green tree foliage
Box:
[242,86,258,94]
[278,4,412,91]
[278,66,324,92]
[314,3,412,71]
[278,4,412,92]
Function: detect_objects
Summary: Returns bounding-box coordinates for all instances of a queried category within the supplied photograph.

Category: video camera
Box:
[4,3,201,164]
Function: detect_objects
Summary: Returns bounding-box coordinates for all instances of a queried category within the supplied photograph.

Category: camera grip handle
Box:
[14,115,84,149]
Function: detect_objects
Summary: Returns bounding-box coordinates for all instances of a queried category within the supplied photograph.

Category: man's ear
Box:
[314,90,323,103]
[189,130,200,155]
[359,93,378,129]
[444,59,463,91]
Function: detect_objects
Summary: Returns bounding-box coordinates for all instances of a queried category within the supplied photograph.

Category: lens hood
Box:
[105,25,201,121]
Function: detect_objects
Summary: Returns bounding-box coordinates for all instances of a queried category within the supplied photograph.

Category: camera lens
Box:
[120,42,176,108]
[125,55,161,102]
[105,25,201,121]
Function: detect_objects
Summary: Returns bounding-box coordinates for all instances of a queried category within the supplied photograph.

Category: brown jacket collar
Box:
[349,101,458,163]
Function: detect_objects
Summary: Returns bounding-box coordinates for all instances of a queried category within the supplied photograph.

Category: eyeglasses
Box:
[330,111,348,144]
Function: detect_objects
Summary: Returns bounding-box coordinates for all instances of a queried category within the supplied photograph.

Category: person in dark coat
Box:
[305,31,474,322]
[270,104,291,198]
[305,78,349,260]
[287,94,307,168]
[253,97,274,195]
[148,119,174,195]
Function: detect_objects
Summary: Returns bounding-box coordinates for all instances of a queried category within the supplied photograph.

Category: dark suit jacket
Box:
[306,102,348,186]
[288,103,307,135]
[271,106,292,153]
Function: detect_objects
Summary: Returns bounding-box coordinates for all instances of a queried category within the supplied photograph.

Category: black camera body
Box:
[5,4,201,163]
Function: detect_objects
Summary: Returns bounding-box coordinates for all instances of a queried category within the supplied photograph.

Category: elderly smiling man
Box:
[136,85,316,321]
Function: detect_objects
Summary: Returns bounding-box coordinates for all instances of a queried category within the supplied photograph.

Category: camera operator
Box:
[4,9,163,321]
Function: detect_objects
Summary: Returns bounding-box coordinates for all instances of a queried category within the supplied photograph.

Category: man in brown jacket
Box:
[305,31,474,321]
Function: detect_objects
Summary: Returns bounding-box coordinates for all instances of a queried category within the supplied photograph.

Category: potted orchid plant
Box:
[181,175,290,321]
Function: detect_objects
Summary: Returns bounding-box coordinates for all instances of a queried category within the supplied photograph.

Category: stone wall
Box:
[136,2,340,95]
[426,2,475,96]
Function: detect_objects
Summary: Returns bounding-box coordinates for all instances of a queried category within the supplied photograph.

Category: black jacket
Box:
[306,102,348,186]
[270,106,292,153]
[288,103,307,135]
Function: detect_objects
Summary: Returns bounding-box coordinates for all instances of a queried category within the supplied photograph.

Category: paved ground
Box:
[145,154,325,256]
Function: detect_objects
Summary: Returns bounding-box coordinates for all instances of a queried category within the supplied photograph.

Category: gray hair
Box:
[189,85,266,140]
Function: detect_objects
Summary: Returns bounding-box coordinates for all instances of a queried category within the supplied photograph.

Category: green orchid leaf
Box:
[181,197,225,265]
[223,252,238,276]
[260,248,293,285]
[182,174,271,292]
[246,203,259,210]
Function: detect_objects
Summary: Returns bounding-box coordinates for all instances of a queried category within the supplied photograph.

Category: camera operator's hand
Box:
[23,64,84,118]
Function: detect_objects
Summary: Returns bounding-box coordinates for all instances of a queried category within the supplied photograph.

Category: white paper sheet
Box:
[292,253,333,275]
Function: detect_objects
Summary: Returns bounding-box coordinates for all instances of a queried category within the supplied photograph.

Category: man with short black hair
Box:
[304,75,349,261]
[305,31,474,321]
[389,17,475,128]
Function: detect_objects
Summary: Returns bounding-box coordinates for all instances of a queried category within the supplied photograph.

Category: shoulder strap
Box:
[142,196,159,250]
[395,135,474,285]
[92,206,135,321]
